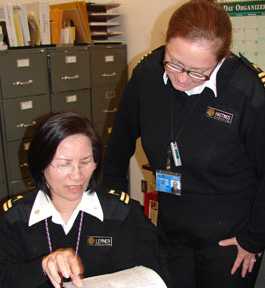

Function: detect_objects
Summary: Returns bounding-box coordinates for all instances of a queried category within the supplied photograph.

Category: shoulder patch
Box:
[137,50,154,65]
[2,195,24,212]
[108,189,130,204]
[239,53,265,87]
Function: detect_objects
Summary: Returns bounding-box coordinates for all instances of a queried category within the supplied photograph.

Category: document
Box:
[63,266,167,288]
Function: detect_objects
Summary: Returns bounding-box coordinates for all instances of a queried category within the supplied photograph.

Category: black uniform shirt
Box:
[103,46,265,253]
[0,190,167,288]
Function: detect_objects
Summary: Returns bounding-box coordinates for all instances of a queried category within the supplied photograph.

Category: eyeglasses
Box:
[163,61,212,81]
[50,159,94,175]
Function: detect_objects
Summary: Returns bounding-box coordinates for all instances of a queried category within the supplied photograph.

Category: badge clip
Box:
[170,141,182,167]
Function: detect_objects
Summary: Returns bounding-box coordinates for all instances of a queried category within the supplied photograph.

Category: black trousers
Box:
[166,241,261,288]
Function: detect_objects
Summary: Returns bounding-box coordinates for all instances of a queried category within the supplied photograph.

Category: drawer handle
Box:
[61,74,80,80]
[19,163,28,168]
[105,95,115,100]
[12,79,33,86]
[103,108,117,113]
[101,72,117,78]
[105,91,116,99]
[16,120,37,128]
[26,181,35,188]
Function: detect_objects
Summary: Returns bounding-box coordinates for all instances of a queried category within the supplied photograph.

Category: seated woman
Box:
[0,112,168,288]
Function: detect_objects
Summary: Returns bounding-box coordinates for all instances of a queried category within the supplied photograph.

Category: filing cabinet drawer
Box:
[94,120,114,145]
[3,94,50,141]
[0,131,7,200]
[6,139,32,181]
[8,178,35,196]
[51,89,92,119]
[0,161,7,200]
[0,50,49,99]
[0,183,8,200]
[0,159,6,188]
[91,46,127,86]
[49,48,91,92]
[92,86,120,124]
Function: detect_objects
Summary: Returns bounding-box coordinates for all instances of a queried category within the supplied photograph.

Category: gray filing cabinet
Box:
[0,48,50,197]
[0,44,127,200]
[49,45,91,119]
[90,44,127,145]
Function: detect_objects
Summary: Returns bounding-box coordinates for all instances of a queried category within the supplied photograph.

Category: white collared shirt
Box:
[163,58,225,97]
[28,190,104,234]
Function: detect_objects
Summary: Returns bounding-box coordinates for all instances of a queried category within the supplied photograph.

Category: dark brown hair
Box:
[28,112,102,196]
[166,0,232,60]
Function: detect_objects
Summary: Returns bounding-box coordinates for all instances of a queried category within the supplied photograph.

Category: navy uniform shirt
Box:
[102,46,265,253]
[0,189,168,288]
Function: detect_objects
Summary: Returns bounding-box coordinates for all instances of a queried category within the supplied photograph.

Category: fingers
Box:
[219,237,259,278]
[68,254,84,288]
[248,258,256,274]
[43,257,62,288]
[229,247,257,277]
[231,254,243,275]
[219,237,236,247]
[71,275,83,288]
[57,252,72,278]
[241,256,255,277]
[42,248,83,288]
[230,254,257,277]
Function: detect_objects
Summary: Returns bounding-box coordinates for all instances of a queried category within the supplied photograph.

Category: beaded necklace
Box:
[45,211,84,254]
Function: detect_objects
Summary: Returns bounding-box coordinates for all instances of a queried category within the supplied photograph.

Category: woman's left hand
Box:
[219,237,257,277]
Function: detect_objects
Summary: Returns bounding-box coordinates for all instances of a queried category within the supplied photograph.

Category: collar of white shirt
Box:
[163,58,225,97]
[28,190,104,234]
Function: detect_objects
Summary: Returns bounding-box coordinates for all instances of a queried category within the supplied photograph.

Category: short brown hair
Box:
[166,0,232,61]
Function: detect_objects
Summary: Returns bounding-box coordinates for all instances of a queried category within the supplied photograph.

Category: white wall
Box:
[120,0,183,73]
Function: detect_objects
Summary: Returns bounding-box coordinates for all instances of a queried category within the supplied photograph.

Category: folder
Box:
[50,7,63,44]
[50,1,91,45]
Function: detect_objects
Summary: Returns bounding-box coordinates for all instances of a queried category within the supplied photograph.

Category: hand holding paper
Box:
[63,266,167,288]
[42,248,83,288]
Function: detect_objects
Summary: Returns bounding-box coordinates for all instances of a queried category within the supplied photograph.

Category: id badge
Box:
[170,141,182,167]
[156,170,181,196]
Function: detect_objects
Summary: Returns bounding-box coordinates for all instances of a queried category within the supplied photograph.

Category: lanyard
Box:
[170,90,202,142]
[45,211,84,255]
[166,89,202,170]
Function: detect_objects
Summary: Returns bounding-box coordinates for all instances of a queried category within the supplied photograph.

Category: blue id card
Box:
[156,170,181,196]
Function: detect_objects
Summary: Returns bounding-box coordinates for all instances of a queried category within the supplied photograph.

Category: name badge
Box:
[156,170,181,196]
[206,106,233,125]
[87,236,112,247]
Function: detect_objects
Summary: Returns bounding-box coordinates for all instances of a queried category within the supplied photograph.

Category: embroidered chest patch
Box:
[206,106,233,125]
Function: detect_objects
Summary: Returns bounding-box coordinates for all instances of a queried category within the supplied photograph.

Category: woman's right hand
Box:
[42,248,84,288]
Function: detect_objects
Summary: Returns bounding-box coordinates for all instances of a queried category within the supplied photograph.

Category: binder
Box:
[3,3,17,47]
[13,5,24,46]
[16,4,31,46]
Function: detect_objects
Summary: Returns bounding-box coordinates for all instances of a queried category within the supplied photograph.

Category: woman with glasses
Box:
[0,112,168,288]
[102,0,265,287]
